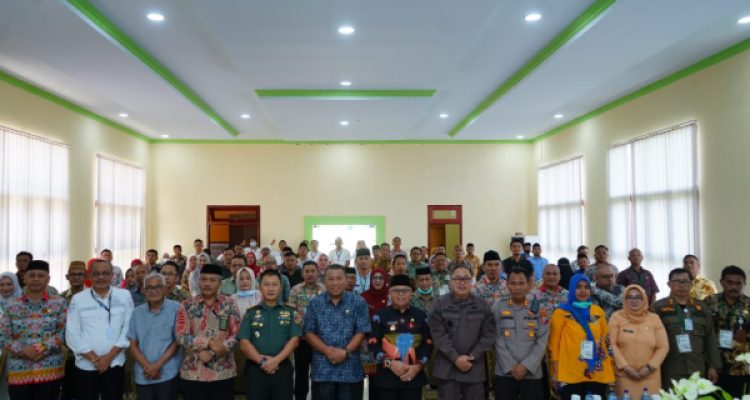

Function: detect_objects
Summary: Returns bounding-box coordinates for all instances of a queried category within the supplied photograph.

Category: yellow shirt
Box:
[548,305,615,385]
[690,276,717,300]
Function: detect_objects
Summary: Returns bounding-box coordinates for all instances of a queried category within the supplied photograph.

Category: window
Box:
[96,155,145,266]
[608,122,698,288]
[537,157,584,262]
[0,125,69,289]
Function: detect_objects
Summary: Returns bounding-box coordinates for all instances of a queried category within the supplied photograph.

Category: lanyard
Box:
[675,303,691,334]
[91,289,112,323]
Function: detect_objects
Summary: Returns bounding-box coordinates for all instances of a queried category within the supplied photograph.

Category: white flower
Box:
[736,352,750,364]
[694,377,718,395]
[659,389,680,400]
[673,378,698,400]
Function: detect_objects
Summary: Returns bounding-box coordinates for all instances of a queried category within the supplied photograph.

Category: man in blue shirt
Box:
[527,243,549,283]
[127,272,181,400]
[304,264,370,400]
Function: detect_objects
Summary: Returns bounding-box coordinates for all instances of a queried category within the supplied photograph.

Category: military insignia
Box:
[254,331,261,338]
[528,330,535,337]
[527,322,537,328]
[501,310,512,316]
[390,324,397,332]
[503,329,511,337]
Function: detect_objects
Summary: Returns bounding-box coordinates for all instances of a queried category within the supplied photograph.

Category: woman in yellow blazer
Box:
[549,274,614,399]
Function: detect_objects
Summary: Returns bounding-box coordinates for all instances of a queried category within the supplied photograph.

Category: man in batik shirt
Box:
[684,254,718,300]
[472,250,509,306]
[704,265,750,398]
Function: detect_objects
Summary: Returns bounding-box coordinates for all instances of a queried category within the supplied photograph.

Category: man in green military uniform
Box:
[239,269,302,400]
[651,268,721,387]
[703,265,750,397]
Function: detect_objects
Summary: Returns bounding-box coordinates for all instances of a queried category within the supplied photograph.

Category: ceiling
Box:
[0,0,748,142]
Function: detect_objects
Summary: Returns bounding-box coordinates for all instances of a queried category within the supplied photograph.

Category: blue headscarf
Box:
[558,273,599,377]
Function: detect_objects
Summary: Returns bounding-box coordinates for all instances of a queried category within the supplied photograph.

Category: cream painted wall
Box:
[534,50,750,283]
[148,143,535,258]
[0,80,149,288]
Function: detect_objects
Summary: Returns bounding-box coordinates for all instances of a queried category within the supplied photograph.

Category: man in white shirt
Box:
[328,237,351,267]
[66,259,134,400]
[100,249,123,287]
[308,240,322,262]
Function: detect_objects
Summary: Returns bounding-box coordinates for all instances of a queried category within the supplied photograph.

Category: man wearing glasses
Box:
[66,259,134,400]
[651,268,721,387]
[430,265,496,400]
[127,272,182,400]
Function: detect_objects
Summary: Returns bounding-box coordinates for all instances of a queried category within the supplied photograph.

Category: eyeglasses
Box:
[625,296,643,301]
[90,272,112,278]
[372,276,385,281]
[145,285,164,292]
[452,277,472,282]
[670,279,691,286]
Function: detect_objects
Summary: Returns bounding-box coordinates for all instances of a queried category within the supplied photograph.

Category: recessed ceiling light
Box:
[160,134,170,139]
[147,13,165,22]
[340,80,352,86]
[739,16,750,24]
[118,113,129,118]
[338,26,355,35]
[554,113,564,119]
[241,114,251,119]
[439,113,449,119]
[340,120,350,126]
[524,13,542,22]
[516,135,525,139]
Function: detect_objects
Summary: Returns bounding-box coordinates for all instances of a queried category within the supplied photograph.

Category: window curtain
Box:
[96,155,145,269]
[0,125,69,289]
[537,157,584,263]
[608,122,698,288]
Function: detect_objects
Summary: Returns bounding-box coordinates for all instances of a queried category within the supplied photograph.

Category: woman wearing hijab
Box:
[0,272,23,399]
[609,284,668,397]
[230,267,261,318]
[362,268,389,317]
[244,252,261,279]
[548,274,614,399]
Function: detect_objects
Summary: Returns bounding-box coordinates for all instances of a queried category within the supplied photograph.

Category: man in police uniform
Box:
[703,265,750,397]
[492,267,549,399]
[238,269,302,400]
[651,268,721,387]
[369,274,432,400]
[430,265,496,400]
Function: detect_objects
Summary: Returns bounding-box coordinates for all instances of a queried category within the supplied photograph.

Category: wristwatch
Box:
[259,357,267,366]
[383,359,392,368]
[208,350,217,358]
[344,348,352,359]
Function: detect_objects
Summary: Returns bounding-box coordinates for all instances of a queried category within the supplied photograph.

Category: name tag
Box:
[684,318,693,331]
[719,330,733,349]
[676,334,692,353]
[580,340,594,360]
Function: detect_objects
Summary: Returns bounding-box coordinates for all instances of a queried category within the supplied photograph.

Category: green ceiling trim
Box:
[0,69,152,142]
[255,89,435,99]
[448,0,615,137]
[533,35,750,143]
[304,216,386,244]
[154,138,532,145]
[63,0,239,137]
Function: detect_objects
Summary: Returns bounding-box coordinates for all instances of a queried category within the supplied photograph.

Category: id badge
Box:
[438,286,449,296]
[719,330,733,349]
[684,318,694,331]
[676,334,692,353]
[580,340,594,360]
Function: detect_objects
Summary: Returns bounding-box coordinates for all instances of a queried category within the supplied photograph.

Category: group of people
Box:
[0,236,747,400]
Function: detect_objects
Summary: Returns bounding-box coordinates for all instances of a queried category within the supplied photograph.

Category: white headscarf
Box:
[0,272,22,305]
